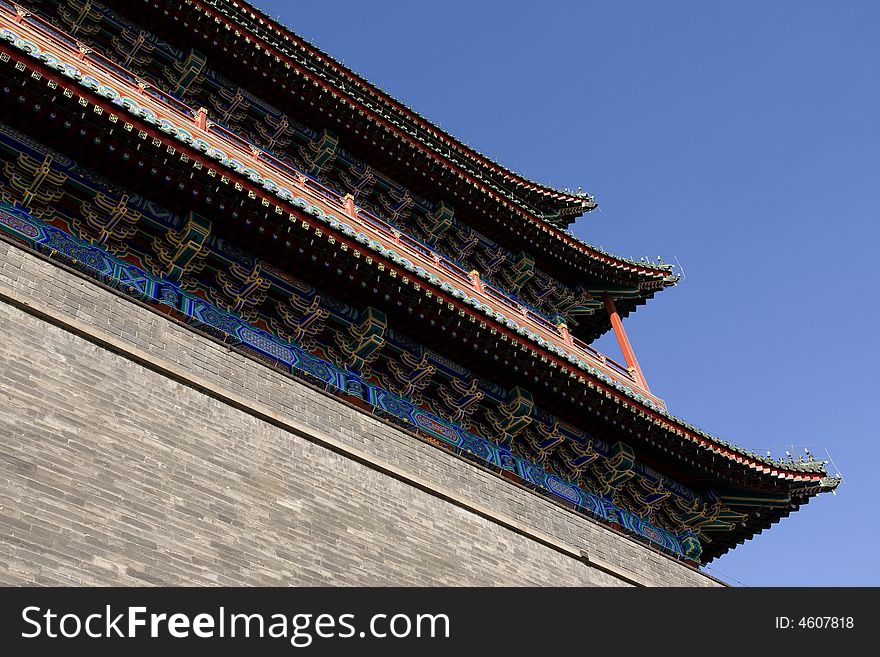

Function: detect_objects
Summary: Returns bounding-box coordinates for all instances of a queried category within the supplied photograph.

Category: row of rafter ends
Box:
[68,0,678,281]
[181,0,607,237]
[205,0,596,207]
[0,20,826,485]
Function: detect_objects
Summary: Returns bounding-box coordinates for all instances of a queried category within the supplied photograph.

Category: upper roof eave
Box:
[116,0,679,283]
[192,0,597,216]
[215,0,595,205]
[8,4,809,487]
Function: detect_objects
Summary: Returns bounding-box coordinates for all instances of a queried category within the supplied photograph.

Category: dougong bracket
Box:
[388,351,436,404]
[334,306,388,372]
[150,211,212,286]
[271,292,328,349]
[302,129,339,178]
[213,260,271,322]
[486,386,534,446]
[437,377,484,425]
[592,441,635,499]
[501,250,535,293]
[76,192,142,255]
[2,154,67,217]
[418,200,453,244]
[164,48,207,98]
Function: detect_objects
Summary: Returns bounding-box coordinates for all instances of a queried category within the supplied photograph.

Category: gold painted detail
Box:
[212,260,271,322]
[555,437,601,479]
[58,0,101,37]
[111,29,154,71]
[339,162,376,199]
[163,48,207,98]
[148,211,211,287]
[256,113,295,152]
[2,154,67,217]
[474,244,507,278]
[516,419,566,465]
[300,129,338,178]
[501,250,535,293]
[75,192,141,255]
[437,377,484,425]
[208,86,251,131]
[586,441,635,500]
[484,386,534,446]
[387,351,436,404]
[417,200,454,244]
[270,291,328,349]
[333,306,388,373]
[379,186,414,225]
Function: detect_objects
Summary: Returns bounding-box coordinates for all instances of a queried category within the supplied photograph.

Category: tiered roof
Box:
[198,0,600,225]
[0,0,839,561]
[98,0,678,337]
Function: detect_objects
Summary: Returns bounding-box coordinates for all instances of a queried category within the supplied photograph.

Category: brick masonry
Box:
[0,240,720,586]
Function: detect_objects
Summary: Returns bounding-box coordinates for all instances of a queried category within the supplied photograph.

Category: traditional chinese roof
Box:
[6,0,681,344]
[201,0,599,225]
[0,1,838,562]
[84,0,678,304]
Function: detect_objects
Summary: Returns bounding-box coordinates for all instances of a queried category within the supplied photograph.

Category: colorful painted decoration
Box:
[0,201,702,561]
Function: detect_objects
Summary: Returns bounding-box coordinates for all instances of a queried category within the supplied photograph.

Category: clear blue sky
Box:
[255,0,878,586]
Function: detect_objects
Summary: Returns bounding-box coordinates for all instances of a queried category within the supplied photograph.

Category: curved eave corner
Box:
[619,388,837,485]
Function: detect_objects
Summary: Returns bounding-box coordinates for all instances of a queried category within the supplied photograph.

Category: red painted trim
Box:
[210,0,591,204]
[183,0,671,280]
[1,46,823,485]
[195,106,208,131]
[604,292,649,391]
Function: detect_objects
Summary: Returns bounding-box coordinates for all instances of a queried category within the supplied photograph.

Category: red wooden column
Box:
[603,292,650,391]
[195,107,209,131]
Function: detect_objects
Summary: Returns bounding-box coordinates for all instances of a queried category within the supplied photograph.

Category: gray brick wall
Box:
[0,241,720,586]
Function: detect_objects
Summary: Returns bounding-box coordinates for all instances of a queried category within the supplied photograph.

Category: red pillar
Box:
[603,292,649,391]
[195,107,208,131]
[469,270,484,294]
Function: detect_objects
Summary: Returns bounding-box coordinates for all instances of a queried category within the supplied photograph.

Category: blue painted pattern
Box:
[0,201,701,561]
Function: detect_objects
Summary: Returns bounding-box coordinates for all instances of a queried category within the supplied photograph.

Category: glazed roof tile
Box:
[209,0,598,218]
[0,3,834,490]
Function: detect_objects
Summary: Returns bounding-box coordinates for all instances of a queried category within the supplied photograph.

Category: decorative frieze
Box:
[0,199,707,561]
